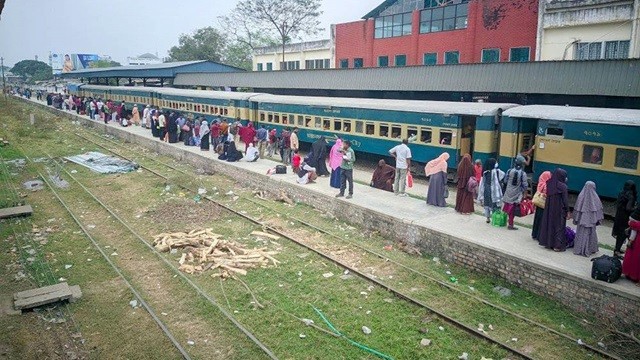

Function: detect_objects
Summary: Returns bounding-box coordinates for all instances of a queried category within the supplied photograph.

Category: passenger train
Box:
[67,84,640,198]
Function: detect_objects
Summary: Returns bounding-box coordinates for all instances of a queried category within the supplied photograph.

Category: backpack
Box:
[466,176,478,193]
[590,255,622,283]
[275,165,287,174]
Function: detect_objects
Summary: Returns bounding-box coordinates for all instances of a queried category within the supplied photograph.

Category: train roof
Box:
[503,105,640,126]
[154,87,262,100]
[251,94,518,116]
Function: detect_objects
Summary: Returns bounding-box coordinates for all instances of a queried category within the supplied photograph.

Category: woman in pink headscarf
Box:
[329,138,343,189]
[425,152,450,207]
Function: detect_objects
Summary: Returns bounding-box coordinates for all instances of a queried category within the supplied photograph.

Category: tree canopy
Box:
[89,60,122,68]
[233,0,323,65]
[168,27,227,63]
[10,60,53,82]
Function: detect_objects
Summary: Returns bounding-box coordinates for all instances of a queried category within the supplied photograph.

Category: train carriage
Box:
[502,105,640,198]
[154,88,259,123]
[74,85,157,108]
[250,94,518,168]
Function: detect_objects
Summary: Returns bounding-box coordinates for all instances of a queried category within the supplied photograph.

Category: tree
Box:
[168,27,227,62]
[89,60,122,68]
[10,60,53,82]
[233,0,323,69]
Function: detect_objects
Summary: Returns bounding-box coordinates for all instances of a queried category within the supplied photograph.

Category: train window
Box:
[355,121,364,133]
[315,117,322,128]
[305,116,312,127]
[615,148,638,169]
[267,113,273,122]
[440,130,452,145]
[323,118,331,130]
[210,106,215,114]
[260,113,265,121]
[391,126,402,139]
[224,108,228,115]
[334,119,342,131]
[297,115,304,126]
[408,126,418,142]
[379,124,390,138]
[343,120,352,133]
[366,123,375,135]
[422,128,434,142]
[282,115,288,124]
[546,127,564,137]
[582,145,603,165]
[274,114,281,123]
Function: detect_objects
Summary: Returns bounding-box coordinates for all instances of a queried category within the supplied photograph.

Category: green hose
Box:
[312,306,394,360]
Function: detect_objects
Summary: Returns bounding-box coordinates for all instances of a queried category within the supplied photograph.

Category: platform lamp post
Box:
[1,57,6,101]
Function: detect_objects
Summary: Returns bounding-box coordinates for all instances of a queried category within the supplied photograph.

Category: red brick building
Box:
[334,0,539,67]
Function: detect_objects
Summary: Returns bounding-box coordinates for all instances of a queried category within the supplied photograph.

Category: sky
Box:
[0,0,382,67]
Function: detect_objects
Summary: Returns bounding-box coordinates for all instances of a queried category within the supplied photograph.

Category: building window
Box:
[280,60,300,70]
[374,12,412,39]
[420,1,468,34]
[423,52,437,65]
[324,59,331,68]
[615,148,638,170]
[481,49,500,63]
[575,42,602,60]
[604,40,630,59]
[354,58,364,68]
[257,63,263,71]
[509,47,530,62]
[339,59,349,68]
[305,60,314,69]
[444,51,459,64]
[395,54,407,66]
[306,59,329,69]
[378,56,389,67]
[266,63,273,71]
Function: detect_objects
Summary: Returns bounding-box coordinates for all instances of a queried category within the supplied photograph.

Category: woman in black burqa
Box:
[307,136,330,176]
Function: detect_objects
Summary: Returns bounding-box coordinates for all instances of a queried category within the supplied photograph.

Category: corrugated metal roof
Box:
[173,59,640,98]
[252,94,517,115]
[363,0,398,18]
[61,60,245,78]
[503,105,640,126]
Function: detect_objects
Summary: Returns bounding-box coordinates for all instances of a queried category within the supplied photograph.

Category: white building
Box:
[536,0,640,61]
[253,39,334,71]
[126,53,162,66]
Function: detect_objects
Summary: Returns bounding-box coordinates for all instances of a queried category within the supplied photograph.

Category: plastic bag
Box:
[492,210,507,227]
[406,172,413,188]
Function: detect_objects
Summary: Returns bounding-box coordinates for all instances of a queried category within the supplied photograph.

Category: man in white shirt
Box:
[389,138,412,196]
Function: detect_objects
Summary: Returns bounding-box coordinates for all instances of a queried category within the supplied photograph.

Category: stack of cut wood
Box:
[152,228,280,278]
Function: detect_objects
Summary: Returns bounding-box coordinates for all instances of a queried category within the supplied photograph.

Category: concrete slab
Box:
[13,282,73,310]
[0,205,33,219]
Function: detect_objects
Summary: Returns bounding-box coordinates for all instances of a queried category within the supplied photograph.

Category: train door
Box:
[517,118,537,173]
[459,116,476,158]
[250,102,259,124]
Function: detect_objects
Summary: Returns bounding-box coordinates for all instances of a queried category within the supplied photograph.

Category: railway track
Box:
[70,129,623,360]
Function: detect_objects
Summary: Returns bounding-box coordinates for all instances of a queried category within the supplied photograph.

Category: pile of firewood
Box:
[153,228,280,278]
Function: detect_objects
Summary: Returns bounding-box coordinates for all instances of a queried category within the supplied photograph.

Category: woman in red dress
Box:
[622,207,640,284]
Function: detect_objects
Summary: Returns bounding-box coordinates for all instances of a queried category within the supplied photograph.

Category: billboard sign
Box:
[51,53,101,74]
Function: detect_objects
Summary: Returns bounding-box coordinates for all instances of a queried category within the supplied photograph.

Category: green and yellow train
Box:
[68,84,640,198]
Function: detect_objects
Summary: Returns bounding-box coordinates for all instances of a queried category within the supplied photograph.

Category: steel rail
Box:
[75,130,620,360]
[45,153,279,360]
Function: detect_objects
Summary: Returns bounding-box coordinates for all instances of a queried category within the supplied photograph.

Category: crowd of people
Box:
[35,92,640,286]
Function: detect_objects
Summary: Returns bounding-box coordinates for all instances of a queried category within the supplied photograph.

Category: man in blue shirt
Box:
[256,125,268,159]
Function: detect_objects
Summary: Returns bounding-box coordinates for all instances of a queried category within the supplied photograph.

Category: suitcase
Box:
[590,255,622,283]
[275,165,287,174]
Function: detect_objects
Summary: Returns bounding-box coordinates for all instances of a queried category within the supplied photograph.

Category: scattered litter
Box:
[343,270,349,275]
[577,339,584,346]
[110,252,118,256]
[49,173,69,189]
[366,310,371,315]
[23,179,44,191]
[383,245,393,251]
[64,264,72,270]
[187,340,195,346]
[299,334,306,339]
[420,339,431,347]
[161,312,168,316]
[597,342,605,348]
[445,270,452,275]
[170,248,178,255]
[493,286,512,297]
[432,257,440,263]
[560,324,565,329]
[468,286,475,291]
[65,152,139,174]
[297,271,302,277]
[26,248,36,255]
[449,277,458,283]
[198,188,207,195]
[458,352,469,360]
[383,298,393,303]
[481,357,494,360]
[129,300,138,308]
[153,228,280,278]
[511,338,518,342]
[361,326,371,335]
[5,158,26,168]
[70,170,78,174]
[340,274,353,280]
[367,285,374,291]
[165,185,171,192]
[58,278,67,282]
[225,191,235,196]
[360,292,368,296]
[302,319,314,326]
[488,324,494,331]
[438,326,444,331]
[86,224,96,230]
[322,272,334,278]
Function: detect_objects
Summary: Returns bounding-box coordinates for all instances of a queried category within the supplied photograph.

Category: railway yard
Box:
[1,98,639,360]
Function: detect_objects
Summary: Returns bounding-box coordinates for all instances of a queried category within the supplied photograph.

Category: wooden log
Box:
[178,253,187,265]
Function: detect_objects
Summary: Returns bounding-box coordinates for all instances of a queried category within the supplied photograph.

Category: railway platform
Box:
[22,97,640,326]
